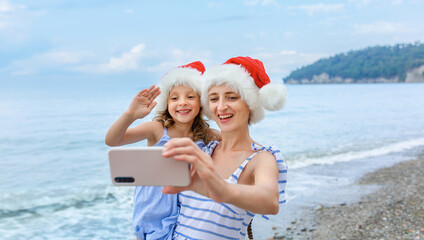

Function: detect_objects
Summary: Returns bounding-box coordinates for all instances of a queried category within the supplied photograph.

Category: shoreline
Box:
[272,152,424,240]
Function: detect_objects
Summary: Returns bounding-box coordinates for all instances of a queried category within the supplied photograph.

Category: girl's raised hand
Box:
[127,85,161,120]
[162,138,229,203]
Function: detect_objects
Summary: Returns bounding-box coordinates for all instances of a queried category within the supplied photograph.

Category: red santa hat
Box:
[201,56,287,124]
[155,61,205,113]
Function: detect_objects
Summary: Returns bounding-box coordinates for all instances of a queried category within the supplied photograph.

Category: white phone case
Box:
[108,147,191,186]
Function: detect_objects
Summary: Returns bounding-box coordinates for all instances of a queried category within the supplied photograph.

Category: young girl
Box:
[105,61,219,240]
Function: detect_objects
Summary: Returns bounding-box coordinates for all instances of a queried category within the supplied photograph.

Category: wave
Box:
[0,184,132,220]
[288,137,424,169]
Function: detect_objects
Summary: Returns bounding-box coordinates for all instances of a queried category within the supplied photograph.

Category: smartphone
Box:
[108,146,191,186]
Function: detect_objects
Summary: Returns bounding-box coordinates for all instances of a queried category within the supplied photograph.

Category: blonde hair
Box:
[153,107,216,144]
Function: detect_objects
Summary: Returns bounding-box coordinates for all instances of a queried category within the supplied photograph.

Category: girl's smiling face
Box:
[167,85,200,125]
[207,84,250,132]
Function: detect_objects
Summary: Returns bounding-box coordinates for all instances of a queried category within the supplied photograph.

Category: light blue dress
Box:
[133,128,205,240]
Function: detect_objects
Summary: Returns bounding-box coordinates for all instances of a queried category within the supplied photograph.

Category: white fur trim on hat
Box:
[202,64,287,124]
[155,67,203,113]
[259,82,287,110]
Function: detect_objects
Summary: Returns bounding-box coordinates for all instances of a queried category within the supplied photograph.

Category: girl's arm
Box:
[105,85,161,146]
[161,138,280,215]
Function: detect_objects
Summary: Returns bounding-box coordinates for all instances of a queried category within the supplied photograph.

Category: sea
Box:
[1,83,424,239]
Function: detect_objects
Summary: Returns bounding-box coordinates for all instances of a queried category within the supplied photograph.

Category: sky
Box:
[1,0,424,89]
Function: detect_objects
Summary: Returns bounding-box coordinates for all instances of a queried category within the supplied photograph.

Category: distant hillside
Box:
[284,42,424,84]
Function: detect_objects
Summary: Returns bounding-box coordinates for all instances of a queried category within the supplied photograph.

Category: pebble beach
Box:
[271,153,424,240]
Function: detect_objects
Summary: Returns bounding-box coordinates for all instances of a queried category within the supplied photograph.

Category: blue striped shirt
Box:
[173,141,288,239]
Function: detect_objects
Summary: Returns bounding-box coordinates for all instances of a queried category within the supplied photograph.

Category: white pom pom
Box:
[259,83,287,110]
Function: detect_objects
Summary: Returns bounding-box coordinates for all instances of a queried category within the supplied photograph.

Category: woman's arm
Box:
[162,138,280,215]
[225,151,279,214]
[105,85,160,146]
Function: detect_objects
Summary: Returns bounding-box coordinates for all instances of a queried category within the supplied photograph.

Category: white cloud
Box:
[0,0,26,30]
[290,3,344,16]
[75,43,146,74]
[5,44,212,77]
[244,32,267,42]
[147,48,211,73]
[348,0,403,7]
[391,0,403,5]
[280,50,297,55]
[44,51,92,64]
[284,31,294,37]
[0,16,8,30]
[261,0,280,7]
[319,16,346,27]
[244,0,280,7]
[100,44,145,72]
[0,0,26,15]
[207,2,225,9]
[0,0,13,12]
[251,51,329,79]
[244,0,260,6]
[353,21,406,34]
[348,0,376,7]
[4,50,92,75]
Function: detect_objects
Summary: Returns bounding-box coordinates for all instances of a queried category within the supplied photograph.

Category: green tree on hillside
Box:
[284,42,424,83]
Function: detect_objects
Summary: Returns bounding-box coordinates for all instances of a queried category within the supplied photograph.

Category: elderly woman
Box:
[162,56,288,240]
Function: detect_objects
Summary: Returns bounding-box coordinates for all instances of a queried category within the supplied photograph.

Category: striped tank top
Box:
[173,141,288,240]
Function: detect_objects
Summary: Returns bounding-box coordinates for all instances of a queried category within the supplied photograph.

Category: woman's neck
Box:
[219,125,253,151]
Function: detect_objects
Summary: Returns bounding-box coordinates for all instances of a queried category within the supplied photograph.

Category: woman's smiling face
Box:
[207,84,250,132]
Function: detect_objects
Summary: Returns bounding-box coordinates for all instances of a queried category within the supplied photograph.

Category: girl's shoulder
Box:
[138,121,165,143]
[134,120,163,129]
[141,121,163,131]
[208,128,222,141]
